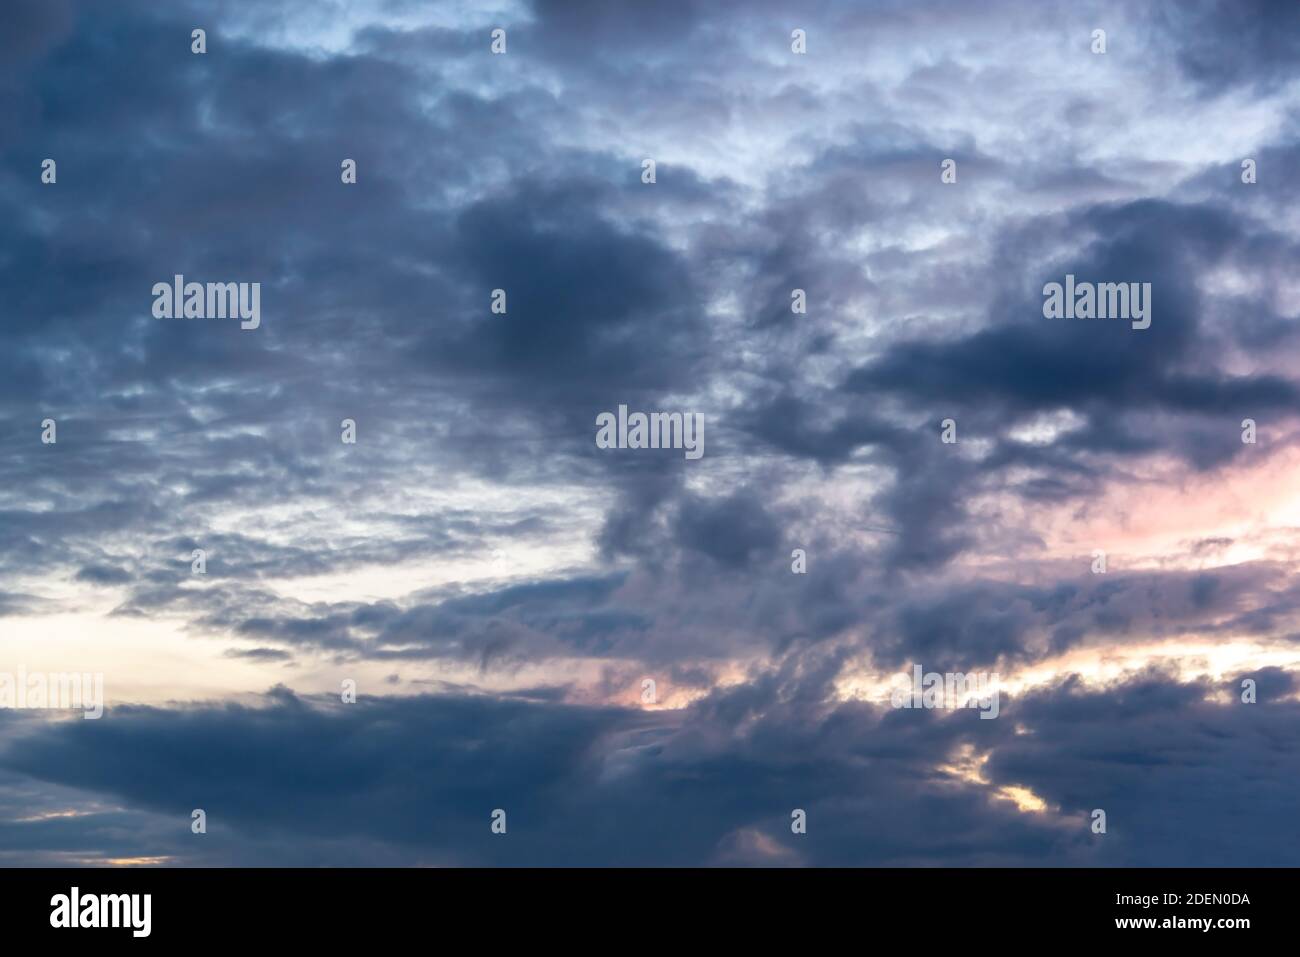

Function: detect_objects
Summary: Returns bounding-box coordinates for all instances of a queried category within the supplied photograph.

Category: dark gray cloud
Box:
[2,669,1293,865]
[1152,0,1300,94]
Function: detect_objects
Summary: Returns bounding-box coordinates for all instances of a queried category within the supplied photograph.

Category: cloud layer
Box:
[2,0,1299,865]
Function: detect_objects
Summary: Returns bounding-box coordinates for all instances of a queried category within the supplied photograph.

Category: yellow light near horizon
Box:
[995,785,1049,814]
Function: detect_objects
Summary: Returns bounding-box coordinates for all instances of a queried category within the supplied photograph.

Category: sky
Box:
[1,0,1299,866]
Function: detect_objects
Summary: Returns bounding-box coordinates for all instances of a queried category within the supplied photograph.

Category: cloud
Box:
[1,0,1299,865]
